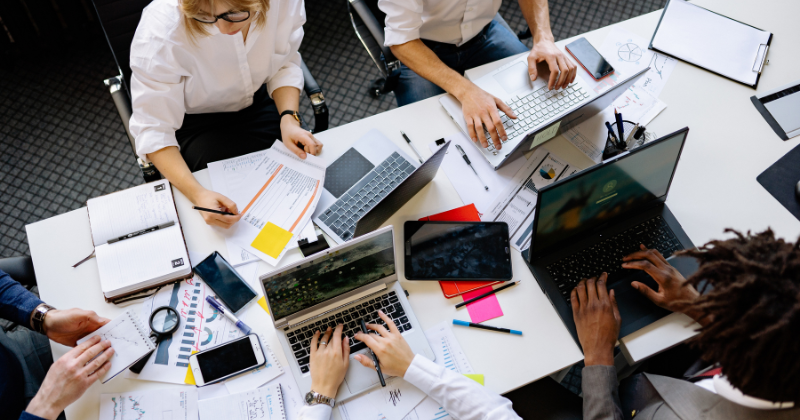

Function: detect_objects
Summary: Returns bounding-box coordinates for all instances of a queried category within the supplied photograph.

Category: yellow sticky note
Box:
[251,222,293,258]
[257,296,270,314]
[184,350,199,385]
[464,374,484,385]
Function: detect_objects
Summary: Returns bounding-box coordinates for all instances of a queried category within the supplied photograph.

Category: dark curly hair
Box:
[680,228,800,403]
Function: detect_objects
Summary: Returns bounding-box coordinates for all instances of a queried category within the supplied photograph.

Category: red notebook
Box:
[418,204,503,299]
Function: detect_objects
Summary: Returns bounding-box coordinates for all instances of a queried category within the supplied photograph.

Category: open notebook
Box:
[87,180,191,301]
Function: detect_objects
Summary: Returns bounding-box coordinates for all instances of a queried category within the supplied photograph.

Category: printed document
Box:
[483,148,581,251]
[208,149,318,266]
[227,142,325,266]
[339,376,427,420]
[100,388,198,420]
[199,385,285,420]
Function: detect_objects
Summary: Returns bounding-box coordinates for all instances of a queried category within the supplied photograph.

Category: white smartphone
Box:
[188,334,265,386]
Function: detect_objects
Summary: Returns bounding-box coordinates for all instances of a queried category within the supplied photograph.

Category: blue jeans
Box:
[394,18,529,107]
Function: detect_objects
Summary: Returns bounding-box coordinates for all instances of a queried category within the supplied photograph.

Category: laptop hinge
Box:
[281,283,388,330]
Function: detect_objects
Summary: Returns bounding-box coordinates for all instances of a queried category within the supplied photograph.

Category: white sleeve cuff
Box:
[297,403,332,420]
[402,354,445,395]
[266,61,305,98]
[383,27,421,46]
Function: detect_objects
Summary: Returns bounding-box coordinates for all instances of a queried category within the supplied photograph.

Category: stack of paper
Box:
[208,143,323,266]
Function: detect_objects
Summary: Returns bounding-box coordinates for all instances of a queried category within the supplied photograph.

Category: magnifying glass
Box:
[129,306,180,374]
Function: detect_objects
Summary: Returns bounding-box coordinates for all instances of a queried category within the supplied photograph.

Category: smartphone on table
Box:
[565,37,615,81]
[189,334,265,386]
[194,251,258,315]
[404,221,513,281]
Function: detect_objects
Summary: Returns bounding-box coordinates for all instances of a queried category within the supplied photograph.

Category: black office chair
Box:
[92,0,329,183]
[347,0,522,98]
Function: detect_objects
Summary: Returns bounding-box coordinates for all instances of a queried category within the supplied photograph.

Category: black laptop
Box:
[522,127,694,344]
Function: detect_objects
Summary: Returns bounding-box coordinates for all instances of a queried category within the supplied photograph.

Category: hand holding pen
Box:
[353,310,416,378]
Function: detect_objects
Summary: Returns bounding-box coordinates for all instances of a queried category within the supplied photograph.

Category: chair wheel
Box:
[368,78,386,98]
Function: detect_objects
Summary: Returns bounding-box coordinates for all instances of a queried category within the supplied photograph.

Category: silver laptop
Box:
[258,226,434,400]
[440,55,648,170]
[312,129,450,244]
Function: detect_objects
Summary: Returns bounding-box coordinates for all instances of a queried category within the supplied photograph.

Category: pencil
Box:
[455,281,520,309]
[192,206,235,216]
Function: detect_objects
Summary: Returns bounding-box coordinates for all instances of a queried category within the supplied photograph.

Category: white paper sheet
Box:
[482,148,580,251]
[77,310,155,383]
[198,385,285,420]
[593,27,678,98]
[562,84,666,163]
[230,142,325,266]
[208,149,315,266]
[338,376,427,420]
[651,0,770,86]
[100,388,198,420]
[264,372,304,420]
[427,132,529,216]
[423,321,474,374]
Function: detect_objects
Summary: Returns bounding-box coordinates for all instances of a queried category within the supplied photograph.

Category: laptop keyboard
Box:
[318,152,414,241]
[546,216,682,302]
[483,83,590,153]
[286,291,413,374]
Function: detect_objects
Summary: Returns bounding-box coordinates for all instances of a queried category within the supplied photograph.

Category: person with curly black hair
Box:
[575,228,800,419]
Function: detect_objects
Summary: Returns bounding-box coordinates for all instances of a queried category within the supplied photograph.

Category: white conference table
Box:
[25,0,800,418]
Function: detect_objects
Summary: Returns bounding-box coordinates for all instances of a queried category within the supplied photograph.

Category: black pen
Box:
[455,144,489,190]
[400,131,425,164]
[107,221,174,244]
[453,320,522,335]
[604,121,621,148]
[614,109,625,146]
[192,206,235,216]
[360,319,386,386]
[456,280,519,309]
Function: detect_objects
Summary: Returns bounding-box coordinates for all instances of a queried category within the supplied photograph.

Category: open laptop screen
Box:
[531,129,687,256]
[262,230,395,320]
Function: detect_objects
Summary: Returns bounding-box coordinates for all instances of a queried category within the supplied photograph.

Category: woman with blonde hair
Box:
[129,0,320,228]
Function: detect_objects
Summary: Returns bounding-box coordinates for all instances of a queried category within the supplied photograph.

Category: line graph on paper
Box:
[110,395,146,420]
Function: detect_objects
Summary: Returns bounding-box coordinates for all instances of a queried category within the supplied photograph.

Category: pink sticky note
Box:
[462,286,504,323]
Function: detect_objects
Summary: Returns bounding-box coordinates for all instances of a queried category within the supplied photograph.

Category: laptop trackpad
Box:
[344,352,380,393]
[611,272,671,336]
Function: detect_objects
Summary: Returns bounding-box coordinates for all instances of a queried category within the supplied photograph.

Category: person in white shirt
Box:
[129,0,321,229]
[378,0,576,152]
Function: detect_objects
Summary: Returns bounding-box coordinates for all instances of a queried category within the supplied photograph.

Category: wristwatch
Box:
[280,110,303,125]
[304,390,335,408]
[31,303,56,334]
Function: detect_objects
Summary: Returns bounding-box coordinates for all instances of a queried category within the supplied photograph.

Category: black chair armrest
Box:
[299,58,329,133]
[0,256,36,289]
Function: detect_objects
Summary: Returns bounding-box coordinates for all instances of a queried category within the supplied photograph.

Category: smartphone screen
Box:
[195,335,260,383]
[566,37,614,81]
[404,222,512,281]
[194,252,257,313]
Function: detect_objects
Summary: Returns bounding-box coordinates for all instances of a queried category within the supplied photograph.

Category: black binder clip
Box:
[298,234,330,257]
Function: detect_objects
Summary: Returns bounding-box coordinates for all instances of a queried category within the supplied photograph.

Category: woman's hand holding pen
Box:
[354,310,416,377]
[191,188,242,229]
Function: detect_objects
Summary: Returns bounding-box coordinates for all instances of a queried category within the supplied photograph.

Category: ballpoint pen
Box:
[605,121,621,148]
[193,206,235,216]
[206,296,252,335]
[455,144,489,191]
[108,221,175,244]
[360,319,386,386]
[399,131,425,164]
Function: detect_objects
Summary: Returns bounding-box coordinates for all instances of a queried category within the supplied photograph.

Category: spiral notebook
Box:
[198,384,286,420]
[76,309,155,384]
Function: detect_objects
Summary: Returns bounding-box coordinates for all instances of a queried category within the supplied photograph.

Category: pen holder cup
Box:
[603,120,642,161]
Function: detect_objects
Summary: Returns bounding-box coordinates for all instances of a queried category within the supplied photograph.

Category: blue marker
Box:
[206,296,252,335]
[453,320,522,335]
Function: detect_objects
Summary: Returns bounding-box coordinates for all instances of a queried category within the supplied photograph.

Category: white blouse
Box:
[297,355,521,419]
[379,0,502,47]
[128,0,305,162]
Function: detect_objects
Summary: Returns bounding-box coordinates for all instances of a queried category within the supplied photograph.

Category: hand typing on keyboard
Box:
[455,82,517,151]
[309,325,350,398]
[352,310,416,378]
[622,245,705,324]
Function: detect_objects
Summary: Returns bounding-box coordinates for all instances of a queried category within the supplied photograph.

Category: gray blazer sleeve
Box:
[582,365,624,420]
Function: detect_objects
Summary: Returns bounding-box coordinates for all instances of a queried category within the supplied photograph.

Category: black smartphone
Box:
[565,37,614,81]
[188,334,265,386]
[194,251,257,314]
[404,221,512,281]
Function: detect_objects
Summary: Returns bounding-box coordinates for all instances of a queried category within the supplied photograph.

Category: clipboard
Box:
[648,0,772,89]
[750,79,800,141]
